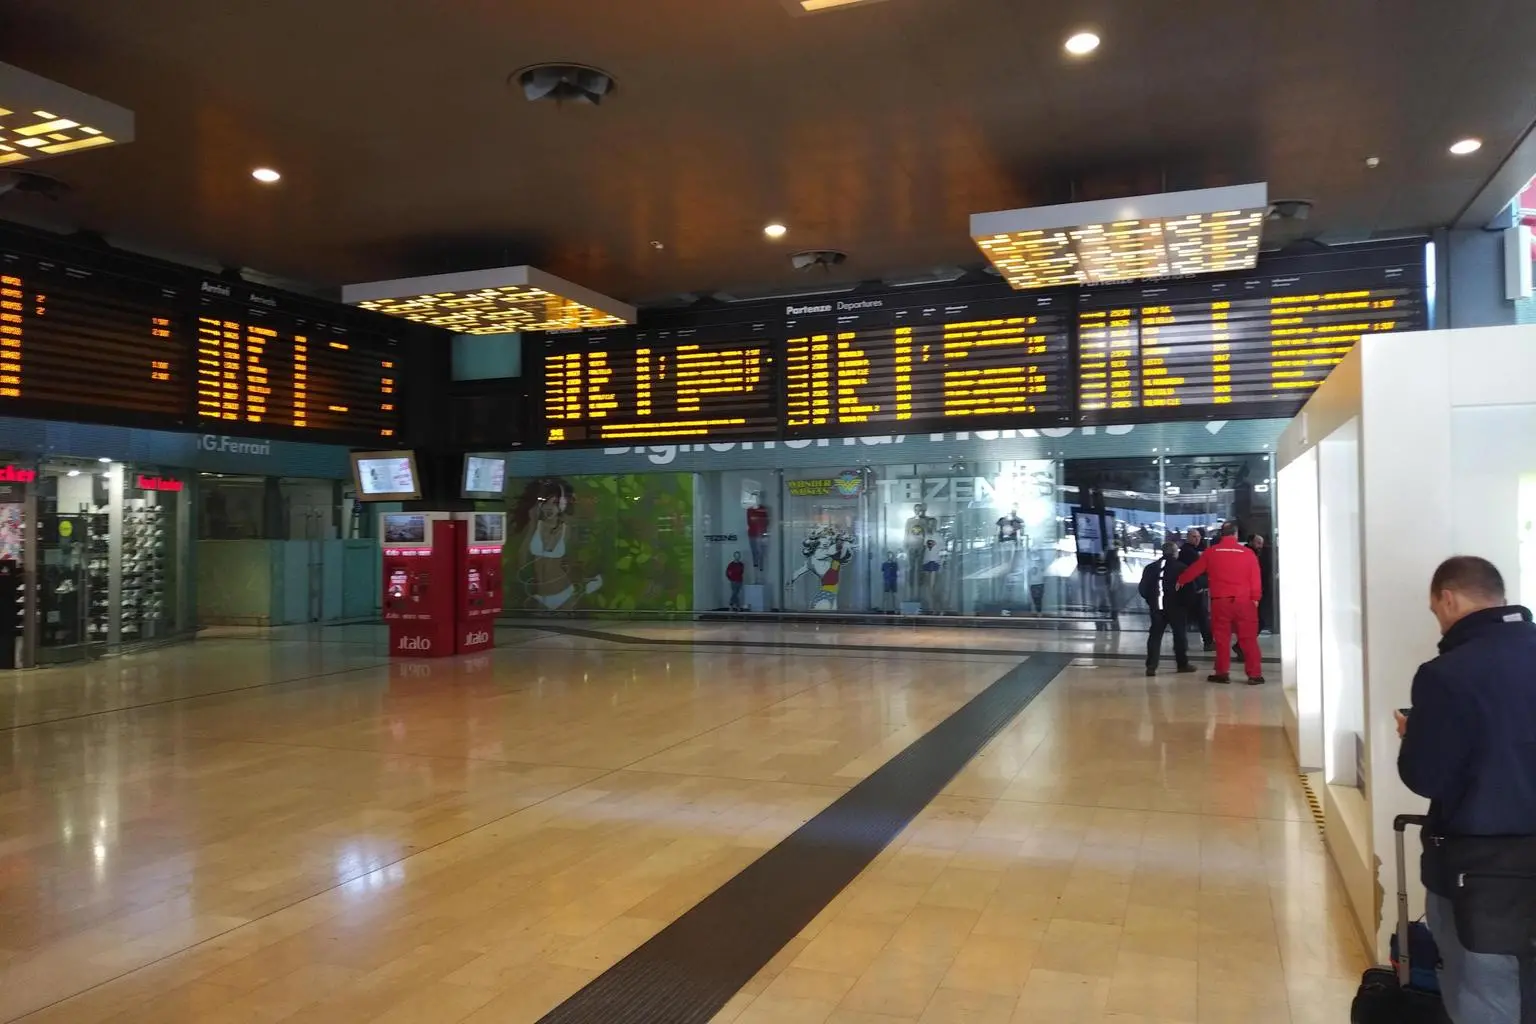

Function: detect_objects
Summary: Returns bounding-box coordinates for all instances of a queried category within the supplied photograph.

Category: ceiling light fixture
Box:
[1449,138,1482,156]
[779,0,892,14]
[66,469,80,477]
[1064,31,1101,56]
[764,223,788,239]
[970,182,1269,290]
[251,167,281,183]
[0,61,134,168]
[97,457,110,463]
[343,265,636,334]
[1364,156,1380,168]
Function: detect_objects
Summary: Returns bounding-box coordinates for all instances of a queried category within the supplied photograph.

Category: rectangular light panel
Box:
[778,0,892,14]
[342,265,637,334]
[971,183,1268,290]
[0,62,134,167]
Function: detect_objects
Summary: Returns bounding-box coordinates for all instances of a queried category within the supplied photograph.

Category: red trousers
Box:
[1211,596,1262,678]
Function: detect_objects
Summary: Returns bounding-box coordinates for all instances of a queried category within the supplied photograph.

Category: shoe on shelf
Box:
[1177,664,1196,674]
[1208,674,1231,684]
[1247,676,1267,686]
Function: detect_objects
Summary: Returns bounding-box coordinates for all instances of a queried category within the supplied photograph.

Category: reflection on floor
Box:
[0,623,1357,1023]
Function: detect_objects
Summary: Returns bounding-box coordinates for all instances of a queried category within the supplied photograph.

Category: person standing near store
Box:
[1178,527,1214,650]
[1139,540,1194,677]
[1177,522,1264,683]
[1248,533,1275,633]
[1397,556,1536,1024]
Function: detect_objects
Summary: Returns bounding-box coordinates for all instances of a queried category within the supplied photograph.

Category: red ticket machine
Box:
[381,512,456,658]
[455,511,505,654]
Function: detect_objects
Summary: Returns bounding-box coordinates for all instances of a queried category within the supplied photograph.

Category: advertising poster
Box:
[504,474,694,612]
[0,504,21,562]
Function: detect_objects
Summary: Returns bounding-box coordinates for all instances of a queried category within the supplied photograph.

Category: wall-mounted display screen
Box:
[462,454,507,496]
[782,293,1072,436]
[0,234,409,445]
[382,513,427,544]
[195,299,398,440]
[0,252,184,417]
[543,326,778,445]
[532,240,1429,447]
[352,450,419,500]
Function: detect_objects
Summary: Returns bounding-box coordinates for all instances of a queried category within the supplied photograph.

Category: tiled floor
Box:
[0,623,1359,1023]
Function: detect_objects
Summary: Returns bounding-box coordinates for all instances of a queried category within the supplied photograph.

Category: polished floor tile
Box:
[0,623,1356,1023]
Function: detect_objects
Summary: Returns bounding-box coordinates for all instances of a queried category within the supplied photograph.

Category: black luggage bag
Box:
[1350,815,1450,1023]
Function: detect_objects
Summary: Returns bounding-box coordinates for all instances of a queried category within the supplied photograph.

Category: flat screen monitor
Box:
[352,450,420,501]
[462,454,507,497]
[382,513,428,545]
[472,512,506,544]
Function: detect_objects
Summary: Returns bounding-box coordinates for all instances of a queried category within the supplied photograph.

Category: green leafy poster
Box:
[502,473,694,613]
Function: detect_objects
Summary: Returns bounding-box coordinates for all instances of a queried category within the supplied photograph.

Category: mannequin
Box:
[904,502,938,609]
[726,550,745,611]
[746,503,770,574]
[996,506,1023,602]
[881,551,899,612]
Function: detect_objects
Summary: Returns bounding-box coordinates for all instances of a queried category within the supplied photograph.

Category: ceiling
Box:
[2,0,1533,306]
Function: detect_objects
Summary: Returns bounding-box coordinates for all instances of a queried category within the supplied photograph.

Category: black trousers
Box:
[1186,591,1212,646]
[1148,604,1190,670]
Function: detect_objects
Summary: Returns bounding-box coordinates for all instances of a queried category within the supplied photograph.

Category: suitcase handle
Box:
[1393,814,1430,987]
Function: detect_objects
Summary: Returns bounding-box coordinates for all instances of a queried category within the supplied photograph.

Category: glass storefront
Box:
[488,450,1276,624]
[0,454,193,665]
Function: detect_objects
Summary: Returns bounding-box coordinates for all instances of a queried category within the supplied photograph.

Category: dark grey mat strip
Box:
[511,620,1281,665]
[535,652,1073,1024]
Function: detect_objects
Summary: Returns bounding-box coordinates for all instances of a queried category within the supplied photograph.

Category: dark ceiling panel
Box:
[0,0,1531,304]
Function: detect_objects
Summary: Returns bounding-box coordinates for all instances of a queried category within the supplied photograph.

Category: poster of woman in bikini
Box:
[512,477,603,611]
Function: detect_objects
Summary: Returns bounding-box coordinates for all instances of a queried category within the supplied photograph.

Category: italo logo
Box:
[0,465,36,483]
[463,631,490,646]
[398,636,432,651]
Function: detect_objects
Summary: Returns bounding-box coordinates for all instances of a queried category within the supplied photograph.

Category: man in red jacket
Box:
[1177,522,1264,684]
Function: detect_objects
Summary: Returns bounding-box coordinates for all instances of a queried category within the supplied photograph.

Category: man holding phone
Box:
[1397,555,1536,1022]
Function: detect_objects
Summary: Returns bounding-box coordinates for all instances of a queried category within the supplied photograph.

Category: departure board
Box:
[194,296,399,440]
[543,326,778,444]
[0,252,183,417]
[1076,263,1423,420]
[782,293,1073,435]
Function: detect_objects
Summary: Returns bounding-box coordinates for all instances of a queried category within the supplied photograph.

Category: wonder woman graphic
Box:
[513,478,602,610]
[786,525,855,611]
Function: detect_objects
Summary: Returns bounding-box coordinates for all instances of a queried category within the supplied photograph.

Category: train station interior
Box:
[4,1,1536,1021]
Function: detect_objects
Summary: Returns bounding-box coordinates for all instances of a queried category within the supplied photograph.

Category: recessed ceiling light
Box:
[251,167,281,183]
[649,240,665,250]
[97,457,109,463]
[66,469,80,477]
[1064,31,1100,56]
[1364,156,1380,169]
[1449,138,1482,156]
[764,223,788,239]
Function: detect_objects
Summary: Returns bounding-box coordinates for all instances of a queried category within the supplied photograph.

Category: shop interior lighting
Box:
[344,265,635,334]
[1064,31,1101,55]
[0,61,134,167]
[970,183,1269,290]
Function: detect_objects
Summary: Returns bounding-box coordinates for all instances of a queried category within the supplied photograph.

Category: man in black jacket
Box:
[1178,527,1213,650]
[1140,540,1195,677]
[1397,555,1536,1023]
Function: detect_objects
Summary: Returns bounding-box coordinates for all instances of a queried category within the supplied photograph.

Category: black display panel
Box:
[543,324,778,445]
[782,292,1073,435]
[0,252,184,417]
[195,293,399,441]
[1076,253,1424,421]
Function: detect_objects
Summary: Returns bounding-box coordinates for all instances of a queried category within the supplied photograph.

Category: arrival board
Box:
[781,293,1073,436]
[195,297,399,440]
[0,251,184,416]
[543,326,778,444]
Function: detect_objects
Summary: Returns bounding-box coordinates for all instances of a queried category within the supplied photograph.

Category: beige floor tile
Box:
[1105,951,1198,1021]
[1013,968,1113,1021]
[1033,919,1124,978]
[919,985,1018,1023]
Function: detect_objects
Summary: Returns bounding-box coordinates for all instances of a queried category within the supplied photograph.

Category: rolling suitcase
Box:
[1350,815,1450,1023]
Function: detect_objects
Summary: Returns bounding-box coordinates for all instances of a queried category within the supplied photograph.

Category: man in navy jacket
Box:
[1397,555,1536,1023]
